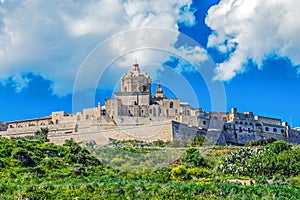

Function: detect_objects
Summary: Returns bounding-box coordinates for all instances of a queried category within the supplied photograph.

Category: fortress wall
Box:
[105,121,173,142]
[180,116,198,126]
[114,116,176,125]
[205,130,227,146]
[288,130,300,145]
[224,129,288,145]
[48,132,109,146]
[172,121,205,142]
[48,121,173,145]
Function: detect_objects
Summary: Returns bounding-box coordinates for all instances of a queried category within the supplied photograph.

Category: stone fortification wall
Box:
[172,121,205,143]
[287,130,300,145]
[206,130,227,146]
[224,130,287,145]
[48,120,173,145]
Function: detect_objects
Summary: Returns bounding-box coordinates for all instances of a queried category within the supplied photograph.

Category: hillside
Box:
[0,137,299,199]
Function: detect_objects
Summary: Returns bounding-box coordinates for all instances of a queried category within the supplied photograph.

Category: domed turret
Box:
[153,83,166,99]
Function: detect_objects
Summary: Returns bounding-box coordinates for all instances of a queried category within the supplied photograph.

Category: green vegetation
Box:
[0,137,299,199]
[245,137,277,146]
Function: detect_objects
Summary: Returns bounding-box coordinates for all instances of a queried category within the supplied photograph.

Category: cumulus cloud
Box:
[0,0,202,96]
[206,0,300,80]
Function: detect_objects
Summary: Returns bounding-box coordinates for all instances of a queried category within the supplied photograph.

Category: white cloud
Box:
[11,74,31,92]
[206,0,300,80]
[0,0,200,96]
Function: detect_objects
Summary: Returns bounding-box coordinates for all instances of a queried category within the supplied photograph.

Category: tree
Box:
[35,127,49,141]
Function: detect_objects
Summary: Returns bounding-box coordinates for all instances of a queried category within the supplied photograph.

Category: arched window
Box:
[273,128,277,133]
[170,102,174,108]
[265,127,269,131]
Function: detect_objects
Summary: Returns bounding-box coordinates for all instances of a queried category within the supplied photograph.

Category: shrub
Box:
[265,141,292,154]
[218,142,299,178]
[185,148,204,167]
[186,168,211,178]
[171,165,189,180]
[216,148,257,176]
[245,138,277,147]
[191,135,205,146]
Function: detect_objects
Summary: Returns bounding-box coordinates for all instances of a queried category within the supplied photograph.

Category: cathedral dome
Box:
[121,63,152,93]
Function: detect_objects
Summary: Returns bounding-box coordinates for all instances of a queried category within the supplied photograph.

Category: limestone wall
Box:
[224,129,288,145]
[172,121,205,143]
[288,130,300,145]
[48,120,173,145]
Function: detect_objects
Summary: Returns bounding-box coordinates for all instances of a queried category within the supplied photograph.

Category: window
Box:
[281,129,285,133]
[203,121,207,125]
[265,127,269,131]
[86,115,89,120]
[235,121,238,124]
[248,128,251,133]
[149,109,152,114]
[56,120,59,124]
[273,128,277,133]
[245,122,248,125]
[166,109,169,116]
[170,102,174,108]
[239,127,242,132]
[175,109,178,114]
[240,122,243,125]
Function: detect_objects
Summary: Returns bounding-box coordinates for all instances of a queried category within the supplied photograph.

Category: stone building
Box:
[105,63,184,119]
[0,63,300,146]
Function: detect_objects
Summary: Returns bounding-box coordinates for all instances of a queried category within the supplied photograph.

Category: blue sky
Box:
[0,0,300,127]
